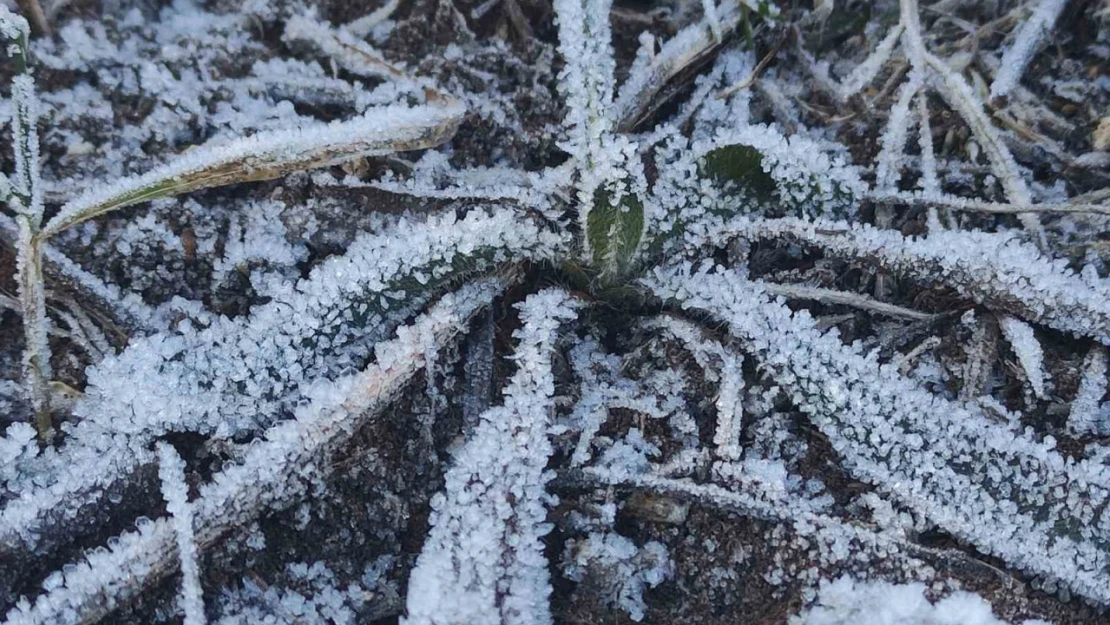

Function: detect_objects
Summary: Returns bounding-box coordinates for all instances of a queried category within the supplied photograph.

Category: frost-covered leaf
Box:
[999,316,1047,399]
[40,102,464,238]
[0,209,563,569]
[649,265,1110,605]
[701,144,776,199]
[587,187,645,281]
[404,289,580,625]
[694,216,1110,344]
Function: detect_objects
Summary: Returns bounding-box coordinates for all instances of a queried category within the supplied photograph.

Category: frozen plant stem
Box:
[0,6,51,439]
[157,444,206,625]
[898,0,1046,246]
[989,0,1068,101]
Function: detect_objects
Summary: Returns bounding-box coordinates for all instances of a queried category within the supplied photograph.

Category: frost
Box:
[157,443,206,625]
[0,0,1104,622]
[791,576,1053,625]
[1069,346,1109,436]
[561,531,672,622]
[403,289,579,625]
[3,279,505,625]
[999,317,1047,399]
[989,0,1068,100]
[648,264,1110,605]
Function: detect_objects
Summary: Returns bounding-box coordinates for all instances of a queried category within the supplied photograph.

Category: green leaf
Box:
[702,144,776,199]
[701,141,859,220]
[587,187,644,282]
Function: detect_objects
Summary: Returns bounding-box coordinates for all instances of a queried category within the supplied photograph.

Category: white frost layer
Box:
[648,264,1110,605]
[692,216,1110,344]
[404,289,580,625]
[2,280,505,625]
[790,576,1052,625]
[989,0,1068,100]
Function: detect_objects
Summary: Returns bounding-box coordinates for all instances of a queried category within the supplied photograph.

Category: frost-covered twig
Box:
[404,289,580,625]
[915,94,942,229]
[564,337,691,465]
[691,216,1110,344]
[898,0,1045,244]
[648,265,1110,605]
[867,190,1110,216]
[989,0,1068,101]
[613,0,750,132]
[644,316,744,460]
[761,282,939,322]
[283,11,405,80]
[0,213,158,332]
[834,23,905,102]
[565,466,941,571]
[873,73,922,193]
[156,444,206,625]
[1,279,507,625]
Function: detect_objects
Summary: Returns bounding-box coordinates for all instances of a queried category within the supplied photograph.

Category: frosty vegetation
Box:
[0,0,1108,623]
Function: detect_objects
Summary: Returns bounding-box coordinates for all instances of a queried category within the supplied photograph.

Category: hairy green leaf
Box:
[587,187,645,282]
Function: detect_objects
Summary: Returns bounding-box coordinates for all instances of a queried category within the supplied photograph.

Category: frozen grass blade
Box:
[40,102,464,238]
[156,444,206,625]
[0,5,50,439]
